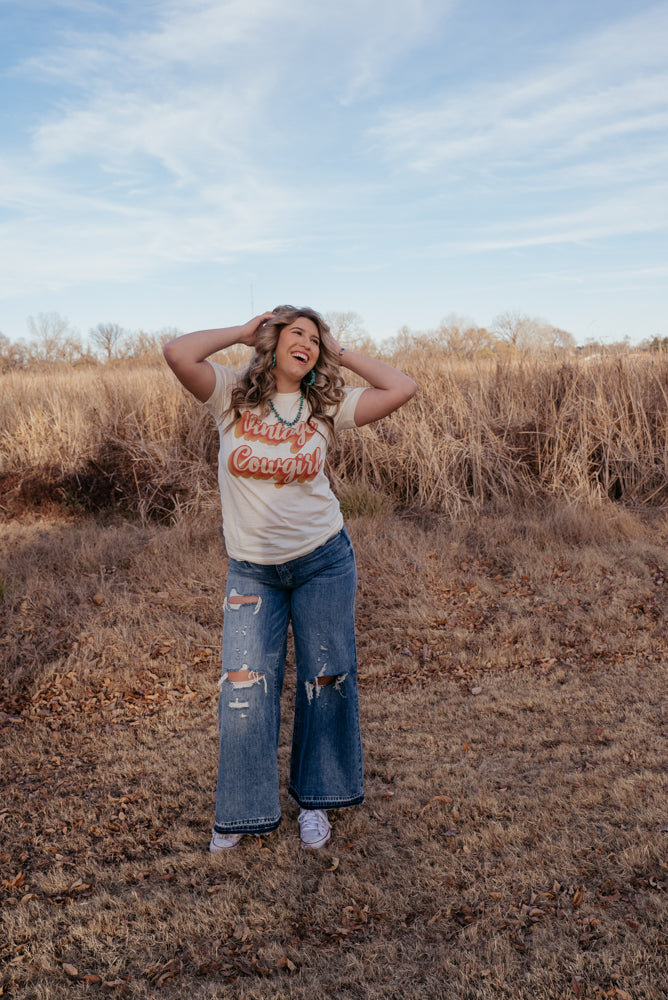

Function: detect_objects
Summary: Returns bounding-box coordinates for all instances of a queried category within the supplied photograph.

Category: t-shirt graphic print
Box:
[229,410,323,487]
[203,363,364,565]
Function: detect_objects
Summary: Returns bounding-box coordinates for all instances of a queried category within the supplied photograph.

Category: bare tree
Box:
[493,311,575,355]
[436,313,497,358]
[124,328,181,364]
[543,325,576,354]
[324,311,377,354]
[26,311,88,365]
[0,332,27,372]
[379,324,422,356]
[493,310,537,352]
[90,322,127,362]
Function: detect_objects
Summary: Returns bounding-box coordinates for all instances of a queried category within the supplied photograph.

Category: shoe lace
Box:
[300,809,328,835]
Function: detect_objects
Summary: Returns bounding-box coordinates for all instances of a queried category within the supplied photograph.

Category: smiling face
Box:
[273,316,321,392]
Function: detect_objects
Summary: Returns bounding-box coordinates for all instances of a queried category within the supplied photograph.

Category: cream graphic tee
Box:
[203,362,365,564]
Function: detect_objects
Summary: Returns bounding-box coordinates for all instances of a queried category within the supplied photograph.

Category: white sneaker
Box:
[209,831,243,852]
[298,809,331,849]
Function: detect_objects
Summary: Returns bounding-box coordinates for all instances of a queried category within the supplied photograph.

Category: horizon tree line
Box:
[0,308,661,374]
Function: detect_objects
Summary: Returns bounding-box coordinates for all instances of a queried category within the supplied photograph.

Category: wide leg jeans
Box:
[213,528,364,836]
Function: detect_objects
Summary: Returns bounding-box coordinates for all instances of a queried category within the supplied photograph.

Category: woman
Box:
[163,306,417,851]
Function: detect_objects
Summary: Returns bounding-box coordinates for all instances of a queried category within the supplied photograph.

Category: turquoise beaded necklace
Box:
[269,394,304,427]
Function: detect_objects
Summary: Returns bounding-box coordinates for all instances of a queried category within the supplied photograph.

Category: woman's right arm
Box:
[163,312,274,402]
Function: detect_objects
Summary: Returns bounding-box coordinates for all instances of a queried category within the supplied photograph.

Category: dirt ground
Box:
[1,506,667,999]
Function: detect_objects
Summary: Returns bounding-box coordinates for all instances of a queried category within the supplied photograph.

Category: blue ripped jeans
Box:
[213,527,364,836]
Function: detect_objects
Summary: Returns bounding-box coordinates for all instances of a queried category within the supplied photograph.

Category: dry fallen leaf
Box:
[69,880,92,893]
[327,857,340,872]
[2,872,26,890]
[420,794,453,814]
[62,963,78,977]
[276,956,297,972]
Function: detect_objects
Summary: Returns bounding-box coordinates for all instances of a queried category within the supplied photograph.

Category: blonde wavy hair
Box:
[227,305,345,439]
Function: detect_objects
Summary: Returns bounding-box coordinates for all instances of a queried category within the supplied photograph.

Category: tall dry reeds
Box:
[1,352,667,520]
[333,352,668,514]
[0,365,217,520]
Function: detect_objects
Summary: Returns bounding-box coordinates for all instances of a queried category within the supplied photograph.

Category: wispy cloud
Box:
[0,0,109,12]
[1,0,666,341]
[459,182,668,253]
[17,0,450,189]
[1,0,456,294]
[0,169,296,299]
[31,83,268,177]
[362,3,668,271]
[336,0,458,103]
[370,4,668,181]
[16,0,453,96]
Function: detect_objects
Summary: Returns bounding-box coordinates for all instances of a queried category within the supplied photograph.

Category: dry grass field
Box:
[1,352,667,999]
[1,351,667,521]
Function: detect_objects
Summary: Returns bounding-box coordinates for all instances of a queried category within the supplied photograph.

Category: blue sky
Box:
[1,0,667,345]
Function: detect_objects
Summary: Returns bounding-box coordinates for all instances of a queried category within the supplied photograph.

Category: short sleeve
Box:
[334,386,366,430]
[202,362,238,422]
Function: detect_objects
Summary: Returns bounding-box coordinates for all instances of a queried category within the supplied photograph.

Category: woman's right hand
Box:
[164,311,275,402]
[238,312,275,347]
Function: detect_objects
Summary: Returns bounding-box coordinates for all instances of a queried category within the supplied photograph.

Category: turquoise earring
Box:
[271,351,276,369]
[302,370,316,387]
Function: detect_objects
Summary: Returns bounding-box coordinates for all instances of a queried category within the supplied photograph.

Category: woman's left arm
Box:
[336,347,418,426]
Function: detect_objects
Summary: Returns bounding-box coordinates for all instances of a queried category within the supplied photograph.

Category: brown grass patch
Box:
[1,504,666,998]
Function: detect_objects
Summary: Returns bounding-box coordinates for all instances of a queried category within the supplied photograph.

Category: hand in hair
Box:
[237,312,276,348]
[163,311,275,403]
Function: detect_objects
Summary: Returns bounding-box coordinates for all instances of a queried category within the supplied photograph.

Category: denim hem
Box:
[288,790,364,810]
[213,816,281,836]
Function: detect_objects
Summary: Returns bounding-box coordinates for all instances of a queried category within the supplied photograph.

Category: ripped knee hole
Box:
[225,668,265,683]
[224,589,262,614]
[224,671,333,685]
[305,672,347,703]
[220,668,268,697]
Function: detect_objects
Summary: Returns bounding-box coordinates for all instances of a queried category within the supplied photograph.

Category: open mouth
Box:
[292,352,309,364]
